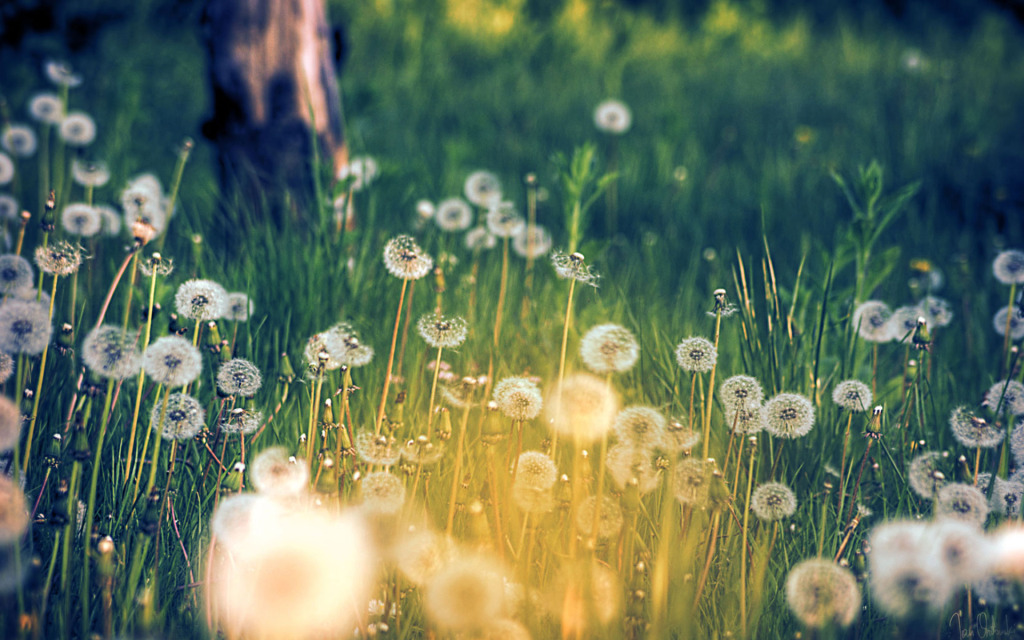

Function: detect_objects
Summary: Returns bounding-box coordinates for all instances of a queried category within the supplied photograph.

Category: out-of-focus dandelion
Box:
[512,224,552,259]
[0,255,34,293]
[336,155,378,191]
[223,292,253,322]
[673,458,712,505]
[785,558,860,628]
[45,60,82,87]
[935,483,989,526]
[575,494,623,539]
[0,396,21,451]
[81,324,140,379]
[545,372,619,443]
[2,125,37,158]
[0,154,12,186]
[28,93,64,124]
[423,554,507,631]
[249,447,308,497]
[852,300,893,342]
[71,159,111,188]
[612,406,667,450]
[994,249,1024,285]
[485,202,525,239]
[993,306,1024,340]
[59,112,96,146]
[908,450,947,498]
[580,323,639,374]
[494,376,543,422]
[0,474,29,544]
[354,432,401,466]
[0,195,18,221]
[0,300,51,355]
[593,99,632,134]
[983,380,1024,416]
[435,197,474,232]
[465,225,497,251]
[210,508,374,640]
[949,405,1004,448]
[465,170,502,207]
[606,443,661,494]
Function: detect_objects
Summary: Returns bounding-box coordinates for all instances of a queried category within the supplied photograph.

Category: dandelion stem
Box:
[702,308,723,459]
[445,401,474,535]
[426,347,443,438]
[81,376,116,639]
[22,274,59,474]
[125,263,160,483]
[740,439,757,637]
[376,278,409,435]
[551,277,578,459]
[836,411,854,519]
[1004,283,1017,377]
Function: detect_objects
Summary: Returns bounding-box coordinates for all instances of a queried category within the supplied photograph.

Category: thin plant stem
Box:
[376,278,409,435]
[426,347,443,438]
[125,262,160,482]
[702,308,724,459]
[740,438,757,637]
[81,376,116,639]
[22,273,60,473]
[551,277,578,459]
[446,401,474,534]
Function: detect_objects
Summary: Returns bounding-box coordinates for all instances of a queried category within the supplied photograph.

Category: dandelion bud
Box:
[43,433,61,469]
[40,190,56,231]
[71,422,91,462]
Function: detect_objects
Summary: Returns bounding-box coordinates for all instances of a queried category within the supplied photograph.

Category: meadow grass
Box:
[0,1,1024,639]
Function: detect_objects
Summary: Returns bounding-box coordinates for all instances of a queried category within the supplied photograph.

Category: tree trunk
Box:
[202,0,346,226]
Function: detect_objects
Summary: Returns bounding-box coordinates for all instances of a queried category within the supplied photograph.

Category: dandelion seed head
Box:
[434,197,473,232]
[142,335,202,387]
[0,475,29,544]
[354,432,401,466]
[994,249,1024,285]
[2,125,37,157]
[949,405,1004,448]
[465,225,497,251]
[612,406,667,450]
[606,443,661,494]
[575,495,623,540]
[464,171,503,207]
[401,437,445,465]
[417,312,468,349]
[0,255,33,294]
[546,373,618,442]
[391,529,458,586]
[211,508,373,640]
[45,60,81,87]
[674,336,717,373]
[990,477,1024,519]
[59,111,96,146]
[1011,420,1024,466]
[151,393,204,440]
[216,359,263,397]
[923,519,991,584]
[852,301,893,342]
[785,558,860,629]
[973,573,1019,606]
[983,380,1024,416]
[0,300,51,355]
[888,306,920,342]
[121,183,167,237]
[673,458,712,505]
[580,323,639,374]
[762,392,815,439]
[994,306,1024,340]
[485,202,525,239]
[34,240,83,277]
[510,483,555,514]
[223,292,254,322]
[249,447,308,497]
[869,551,955,618]
[61,199,103,237]
[665,418,701,452]
[0,194,18,221]
[919,296,953,328]
[175,279,227,321]
[0,154,12,186]
[551,251,599,286]
[515,451,558,490]
[935,483,989,527]
[383,234,433,280]
[751,481,798,521]
[594,99,632,134]
[720,375,764,412]
[512,224,552,260]
[220,408,261,435]
[0,354,13,385]
[336,155,378,190]
[832,379,873,412]
[908,451,947,498]
[424,554,506,631]
[28,92,63,124]
[71,159,110,188]
[494,377,543,421]
[82,324,140,379]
